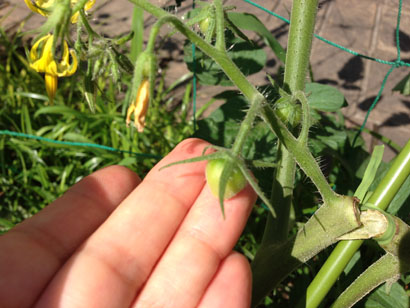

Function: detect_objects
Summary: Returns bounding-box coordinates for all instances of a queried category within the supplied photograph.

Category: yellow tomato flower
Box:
[24,0,95,23]
[126,79,150,132]
[29,34,78,104]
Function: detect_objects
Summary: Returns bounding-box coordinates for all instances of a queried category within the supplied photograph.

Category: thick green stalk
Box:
[332,216,410,307]
[261,0,319,244]
[283,0,318,92]
[331,254,400,308]
[213,0,226,51]
[304,138,410,308]
[251,196,360,307]
[261,146,295,244]
[254,0,330,301]
[130,6,144,63]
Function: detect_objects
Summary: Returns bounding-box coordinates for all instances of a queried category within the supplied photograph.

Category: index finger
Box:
[0,165,141,308]
[35,138,212,308]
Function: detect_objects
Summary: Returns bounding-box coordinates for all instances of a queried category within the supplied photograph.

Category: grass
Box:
[0,20,195,230]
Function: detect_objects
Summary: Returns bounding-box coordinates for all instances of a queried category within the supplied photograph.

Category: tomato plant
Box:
[206,158,247,199]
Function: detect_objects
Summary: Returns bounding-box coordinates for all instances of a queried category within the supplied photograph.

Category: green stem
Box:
[130,6,144,63]
[130,0,262,157]
[283,0,318,93]
[130,0,257,101]
[79,9,100,39]
[213,0,226,51]
[71,0,91,15]
[262,144,295,244]
[261,0,320,244]
[261,106,340,205]
[251,195,360,307]
[331,254,400,308]
[304,138,410,308]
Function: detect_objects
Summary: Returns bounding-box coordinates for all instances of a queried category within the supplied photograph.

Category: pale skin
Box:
[0,138,256,308]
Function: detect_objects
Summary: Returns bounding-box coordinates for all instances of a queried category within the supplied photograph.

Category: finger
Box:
[198,252,252,308]
[132,180,257,307]
[35,138,211,308]
[0,165,141,308]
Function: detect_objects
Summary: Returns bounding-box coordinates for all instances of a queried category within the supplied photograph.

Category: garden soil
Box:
[2,0,410,160]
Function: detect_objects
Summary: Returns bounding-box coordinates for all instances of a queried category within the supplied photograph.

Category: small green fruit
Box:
[199,17,215,38]
[275,97,302,127]
[206,159,247,199]
[199,17,211,34]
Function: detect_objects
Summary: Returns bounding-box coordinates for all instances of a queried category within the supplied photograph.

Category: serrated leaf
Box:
[314,126,347,150]
[227,12,286,63]
[363,282,408,308]
[184,37,266,86]
[354,145,384,201]
[305,82,347,112]
[393,73,410,96]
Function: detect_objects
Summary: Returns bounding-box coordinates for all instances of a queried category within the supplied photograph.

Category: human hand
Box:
[0,138,256,308]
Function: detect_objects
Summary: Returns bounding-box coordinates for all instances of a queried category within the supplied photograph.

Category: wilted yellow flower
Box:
[126,79,150,132]
[24,0,95,23]
[29,34,78,104]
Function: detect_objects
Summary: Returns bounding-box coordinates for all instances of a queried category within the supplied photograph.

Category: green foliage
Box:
[360,282,408,308]
[305,82,347,112]
[393,73,410,96]
[226,12,286,63]
[184,34,266,86]
[2,1,410,307]
[0,24,194,231]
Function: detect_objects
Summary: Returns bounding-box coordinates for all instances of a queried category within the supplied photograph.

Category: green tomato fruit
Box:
[206,159,247,199]
[199,17,215,38]
[199,17,210,34]
[274,97,302,127]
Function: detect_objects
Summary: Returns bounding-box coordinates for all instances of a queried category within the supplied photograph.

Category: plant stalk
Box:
[332,216,410,308]
[331,254,400,308]
[213,0,226,51]
[130,0,264,156]
[265,0,319,244]
[251,195,360,307]
[304,138,410,308]
[130,0,257,101]
[130,6,144,63]
[254,0,328,300]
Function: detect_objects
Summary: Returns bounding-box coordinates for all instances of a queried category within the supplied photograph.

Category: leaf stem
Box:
[130,0,257,101]
[331,254,400,308]
[251,195,360,307]
[283,0,318,93]
[260,0,320,245]
[304,138,410,308]
[130,0,264,158]
[213,0,226,51]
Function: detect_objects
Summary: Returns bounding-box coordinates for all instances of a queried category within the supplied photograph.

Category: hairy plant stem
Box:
[331,254,400,308]
[304,138,410,308]
[251,195,360,307]
[79,9,99,39]
[251,0,358,305]
[130,0,262,156]
[130,6,144,63]
[261,106,340,205]
[260,0,320,245]
[213,0,226,51]
[332,216,410,308]
[261,146,295,244]
[130,0,256,101]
